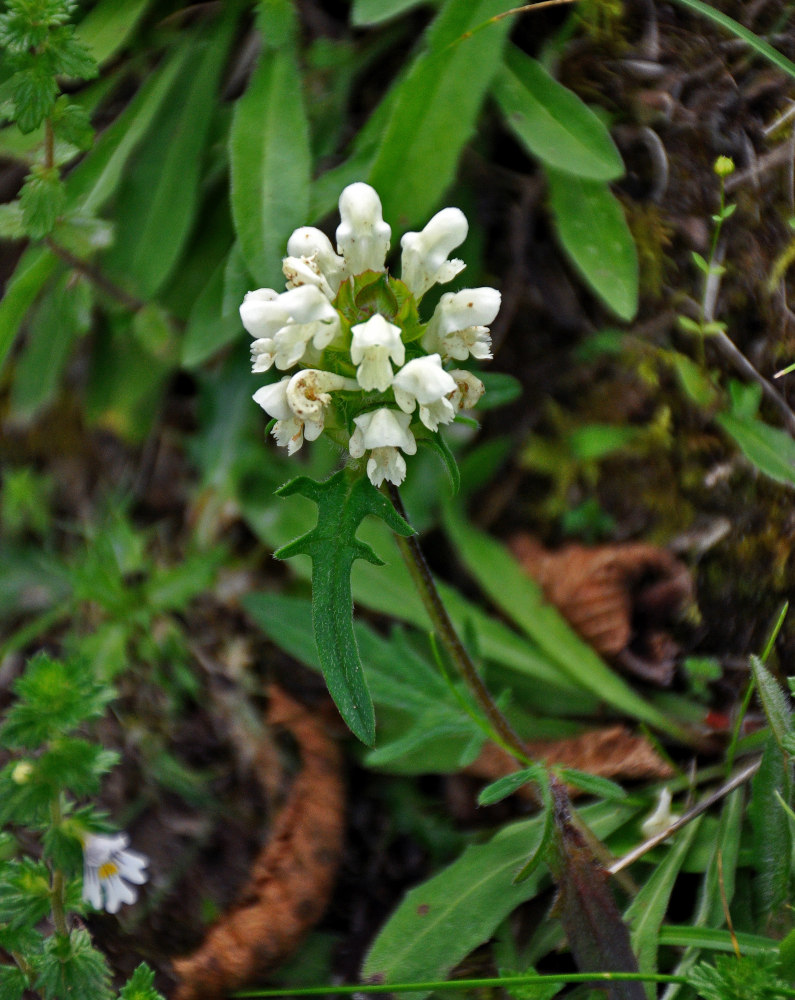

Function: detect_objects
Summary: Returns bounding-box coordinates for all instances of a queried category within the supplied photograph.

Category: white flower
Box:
[253,377,305,454]
[392,354,457,431]
[82,832,148,915]
[254,370,354,455]
[284,226,348,298]
[400,207,468,299]
[423,287,501,361]
[447,369,485,411]
[336,182,391,277]
[641,788,680,840]
[350,314,405,391]
[349,407,417,487]
[244,285,341,372]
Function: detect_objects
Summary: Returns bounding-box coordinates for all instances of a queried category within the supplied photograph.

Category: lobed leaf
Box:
[274,471,414,745]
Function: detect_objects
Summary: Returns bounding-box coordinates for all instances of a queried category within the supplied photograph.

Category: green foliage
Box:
[274,469,414,744]
[687,954,791,1000]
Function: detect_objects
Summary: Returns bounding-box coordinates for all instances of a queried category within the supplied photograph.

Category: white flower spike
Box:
[82,832,148,915]
[349,407,417,487]
[350,314,405,392]
[400,207,468,299]
[336,183,391,277]
[423,287,501,361]
[392,354,457,431]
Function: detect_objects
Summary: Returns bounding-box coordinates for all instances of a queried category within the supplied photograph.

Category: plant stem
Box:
[45,238,148,313]
[387,484,532,767]
[49,797,69,937]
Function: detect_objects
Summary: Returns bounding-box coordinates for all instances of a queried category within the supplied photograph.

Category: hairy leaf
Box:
[274,470,414,745]
[230,44,311,286]
[750,736,792,915]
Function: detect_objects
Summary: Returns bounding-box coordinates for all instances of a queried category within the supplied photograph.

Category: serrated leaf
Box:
[11,67,56,133]
[493,45,624,181]
[0,964,28,1000]
[118,964,165,1000]
[230,44,311,286]
[19,167,66,239]
[546,169,638,321]
[34,929,112,1000]
[274,470,414,745]
[369,0,512,229]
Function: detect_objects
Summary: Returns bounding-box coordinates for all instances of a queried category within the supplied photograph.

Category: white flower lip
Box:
[400,207,468,299]
[392,354,457,431]
[424,287,501,361]
[350,314,405,392]
[348,407,417,487]
[246,285,342,371]
[336,182,392,277]
[82,832,148,915]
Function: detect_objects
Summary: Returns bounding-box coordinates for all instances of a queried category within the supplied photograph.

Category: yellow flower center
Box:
[98,861,118,880]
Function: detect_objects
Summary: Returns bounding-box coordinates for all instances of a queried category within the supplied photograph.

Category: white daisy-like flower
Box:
[336,182,392,277]
[349,407,417,487]
[82,832,148,915]
[447,369,485,411]
[400,207,468,300]
[392,354,457,431]
[350,314,405,392]
[243,285,341,372]
[423,287,501,361]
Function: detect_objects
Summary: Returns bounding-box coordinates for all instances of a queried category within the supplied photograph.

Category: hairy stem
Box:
[387,484,531,766]
[49,798,69,937]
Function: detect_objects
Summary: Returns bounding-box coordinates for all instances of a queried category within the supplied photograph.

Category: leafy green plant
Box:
[0,651,161,1000]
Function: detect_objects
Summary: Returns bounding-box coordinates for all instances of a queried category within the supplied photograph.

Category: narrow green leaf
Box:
[750,654,793,753]
[273,470,414,745]
[369,0,512,229]
[626,818,702,997]
[103,16,237,297]
[478,766,541,806]
[749,736,792,915]
[0,247,59,376]
[66,49,189,214]
[351,0,427,26]
[670,0,795,81]
[715,411,795,488]
[493,45,624,181]
[9,273,91,422]
[230,45,311,286]
[695,788,743,930]
[363,800,635,998]
[546,169,638,320]
[556,769,626,801]
[182,250,241,367]
[659,925,777,954]
[442,501,687,738]
[74,0,151,68]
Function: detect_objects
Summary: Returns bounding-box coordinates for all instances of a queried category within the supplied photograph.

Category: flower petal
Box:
[400,207,468,298]
[336,182,391,276]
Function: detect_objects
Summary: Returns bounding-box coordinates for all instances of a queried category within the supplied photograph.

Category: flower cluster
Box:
[81,832,148,914]
[242,183,500,487]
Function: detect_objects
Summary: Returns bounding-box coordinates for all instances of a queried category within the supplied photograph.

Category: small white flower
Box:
[336,183,391,277]
[447,369,485,411]
[82,833,148,915]
[392,354,457,431]
[286,368,356,424]
[641,788,680,840]
[423,287,501,361]
[350,314,405,391]
[243,285,341,371]
[253,377,305,454]
[284,226,348,298]
[349,407,417,487]
[400,207,468,299]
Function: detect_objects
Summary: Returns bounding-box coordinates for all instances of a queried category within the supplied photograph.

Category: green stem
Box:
[387,484,532,767]
[236,970,697,998]
[49,798,69,937]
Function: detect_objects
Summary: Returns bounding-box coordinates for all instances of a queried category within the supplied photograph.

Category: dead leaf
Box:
[509,534,694,685]
[171,686,345,1000]
[467,725,673,798]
